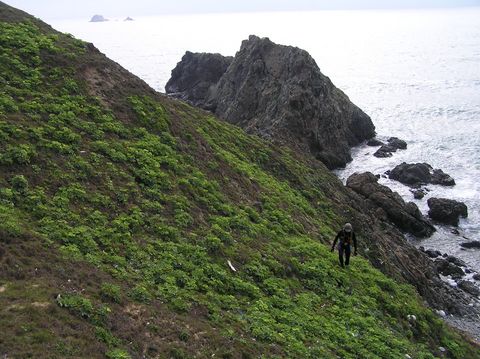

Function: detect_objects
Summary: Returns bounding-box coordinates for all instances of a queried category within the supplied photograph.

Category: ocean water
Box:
[51,8,480,272]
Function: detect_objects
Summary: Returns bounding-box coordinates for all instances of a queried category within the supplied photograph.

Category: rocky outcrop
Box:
[373,137,407,158]
[427,198,468,226]
[458,281,480,296]
[346,172,435,237]
[435,258,465,279]
[90,15,107,22]
[367,138,384,146]
[387,137,407,150]
[420,247,442,258]
[165,51,233,108]
[166,35,375,169]
[411,189,426,199]
[460,241,480,249]
[388,162,455,187]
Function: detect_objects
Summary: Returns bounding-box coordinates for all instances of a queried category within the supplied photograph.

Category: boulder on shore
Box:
[434,258,465,279]
[387,137,407,150]
[424,248,442,258]
[427,197,468,226]
[367,138,384,146]
[411,188,428,200]
[460,241,480,249]
[346,172,435,237]
[166,35,376,169]
[373,137,407,158]
[388,162,455,187]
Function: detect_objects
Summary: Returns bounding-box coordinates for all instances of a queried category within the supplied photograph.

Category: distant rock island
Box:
[124,16,134,21]
[89,14,108,22]
[166,35,376,169]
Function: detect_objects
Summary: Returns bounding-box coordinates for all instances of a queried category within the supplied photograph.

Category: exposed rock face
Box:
[90,15,107,22]
[388,162,455,187]
[166,35,375,169]
[165,51,233,108]
[346,172,435,237]
[427,198,468,226]
[435,258,465,279]
[458,281,480,296]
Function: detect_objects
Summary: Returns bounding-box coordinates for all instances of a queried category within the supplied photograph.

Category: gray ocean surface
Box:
[52,8,480,273]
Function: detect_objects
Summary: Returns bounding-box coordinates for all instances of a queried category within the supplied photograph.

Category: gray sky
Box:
[4,0,480,20]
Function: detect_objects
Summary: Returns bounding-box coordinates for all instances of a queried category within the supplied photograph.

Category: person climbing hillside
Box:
[331,223,358,267]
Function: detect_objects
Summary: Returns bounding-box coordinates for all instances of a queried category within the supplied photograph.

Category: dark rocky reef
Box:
[166,35,375,169]
[165,51,233,108]
[367,138,384,146]
[427,197,468,226]
[373,137,407,158]
[346,172,435,237]
[388,162,455,187]
[461,241,480,249]
[435,258,465,279]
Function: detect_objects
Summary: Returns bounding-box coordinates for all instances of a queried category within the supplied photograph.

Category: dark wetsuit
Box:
[331,230,357,267]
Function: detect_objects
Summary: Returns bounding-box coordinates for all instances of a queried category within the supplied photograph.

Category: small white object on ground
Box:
[436,310,446,317]
[227,260,236,272]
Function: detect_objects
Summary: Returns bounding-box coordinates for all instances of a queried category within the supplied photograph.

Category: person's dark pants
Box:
[339,244,351,267]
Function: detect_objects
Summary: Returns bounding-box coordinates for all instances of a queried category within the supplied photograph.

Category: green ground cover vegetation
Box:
[0,6,478,358]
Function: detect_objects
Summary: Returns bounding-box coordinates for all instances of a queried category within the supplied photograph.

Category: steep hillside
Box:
[0,2,478,358]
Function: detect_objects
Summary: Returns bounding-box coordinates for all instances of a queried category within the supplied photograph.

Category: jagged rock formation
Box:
[165,51,233,108]
[166,35,376,169]
[346,172,435,237]
[428,197,468,226]
[388,162,456,187]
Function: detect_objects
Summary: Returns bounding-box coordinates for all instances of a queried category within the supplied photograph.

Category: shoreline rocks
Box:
[427,197,468,226]
[460,241,480,249]
[458,281,480,296]
[435,258,465,279]
[373,137,407,158]
[367,138,384,146]
[388,162,455,187]
[346,172,435,237]
[166,35,376,169]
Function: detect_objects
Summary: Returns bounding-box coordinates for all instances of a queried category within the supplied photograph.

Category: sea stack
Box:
[166,35,376,169]
[90,14,108,22]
